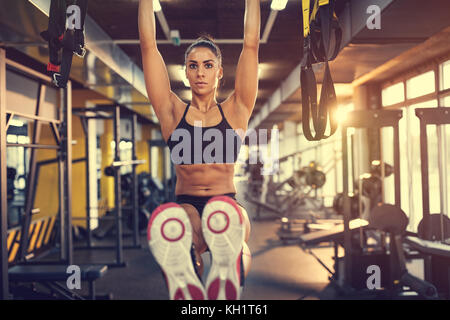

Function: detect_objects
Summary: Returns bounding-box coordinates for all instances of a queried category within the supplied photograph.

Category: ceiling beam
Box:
[71,8,280,46]
[249,0,396,130]
[28,0,148,101]
[353,25,450,87]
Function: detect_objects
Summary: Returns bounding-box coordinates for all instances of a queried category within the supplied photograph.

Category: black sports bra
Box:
[166,103,242,165]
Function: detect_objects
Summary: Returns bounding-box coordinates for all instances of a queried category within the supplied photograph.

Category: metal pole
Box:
[148,139,154,182]
[58,88,66,262]
[131,114,140,247]
[393,123,401,208]
[436,124,448,243]
[113,106,123,265]
[389,122,402,289]
[18,84,45,261]
[350,133,355,194]
[65,82,73,265]
[82,118,92,248]
[163,147,168,201]
[342,126,352,287]
[0,48,9,300]
[419,120,431,240]
[334,140,338,197]
[418,114,432,282]
[441,124,448,242]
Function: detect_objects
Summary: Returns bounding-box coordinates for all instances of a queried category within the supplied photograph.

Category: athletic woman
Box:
[139,0,260,300]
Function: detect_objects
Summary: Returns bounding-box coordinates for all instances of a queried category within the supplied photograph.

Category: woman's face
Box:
[185,47,223,95]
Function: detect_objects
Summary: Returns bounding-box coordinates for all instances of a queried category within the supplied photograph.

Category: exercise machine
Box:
[402,107,450,299]
[299,109,438,299]
[0,55,108,300]
[333,161,393,220]
[72,105,155,267]
[245,157,327,220]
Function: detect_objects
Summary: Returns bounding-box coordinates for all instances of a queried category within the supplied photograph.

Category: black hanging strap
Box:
[41,0,88,88]
[300,0,341,141]
[40,0,66,71]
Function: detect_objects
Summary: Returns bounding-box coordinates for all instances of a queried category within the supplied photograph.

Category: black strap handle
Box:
[301,62,337,141]
[300,0,341,141]
[41,0,89,88]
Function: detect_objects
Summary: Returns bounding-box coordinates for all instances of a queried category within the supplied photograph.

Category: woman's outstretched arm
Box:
[234,0,260,117]
[139,0,177,125]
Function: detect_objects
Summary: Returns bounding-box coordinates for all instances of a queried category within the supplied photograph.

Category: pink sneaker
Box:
[202,196,245,300]
[147,203,205,300]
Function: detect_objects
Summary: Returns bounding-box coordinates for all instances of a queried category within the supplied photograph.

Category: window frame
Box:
[379,56,450,232]
[381,56,450,109]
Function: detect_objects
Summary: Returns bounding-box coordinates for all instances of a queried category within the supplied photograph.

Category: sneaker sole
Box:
[147,203,206,300]
[202,196,245,300]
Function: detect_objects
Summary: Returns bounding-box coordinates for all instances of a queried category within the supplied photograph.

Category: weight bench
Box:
[299,218,369,246]
[9,264,108,300]
[405,237,450,258]
[296,219,370,277]
[405,236,450,298]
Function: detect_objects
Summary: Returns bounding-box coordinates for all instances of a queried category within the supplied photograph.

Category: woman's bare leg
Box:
[179,203,207,277]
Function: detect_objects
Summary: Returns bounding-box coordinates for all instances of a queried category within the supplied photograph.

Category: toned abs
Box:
[162,97,248,196]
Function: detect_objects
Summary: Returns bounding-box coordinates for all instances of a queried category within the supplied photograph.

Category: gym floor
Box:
[37,180,334,300]
[15,183,429,301]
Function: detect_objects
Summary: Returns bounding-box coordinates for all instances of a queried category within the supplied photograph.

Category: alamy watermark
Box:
[66,265,81,290]
[169,122,280,175]
[366,264,381,290]
[66,5,82,30]
[366,5,381,30]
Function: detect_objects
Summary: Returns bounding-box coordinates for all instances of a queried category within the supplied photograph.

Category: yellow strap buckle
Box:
[302,0,311,38]
[303,0,330,38]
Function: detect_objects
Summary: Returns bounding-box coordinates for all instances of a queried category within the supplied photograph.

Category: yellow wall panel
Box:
[100,120,114,210]
[71,115,87,228]
[136,124,152,174]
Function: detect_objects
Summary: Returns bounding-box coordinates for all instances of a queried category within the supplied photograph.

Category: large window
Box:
[440,96,450,220]
[382,82,404,107]
[382,100,438,231]
[443,96,450,107]
[406,71,435,99]
[381,59,450,232]
[440,60,450,91]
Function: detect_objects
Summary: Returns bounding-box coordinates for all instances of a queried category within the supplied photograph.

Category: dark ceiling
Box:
[85,0,350,112]
[2,0,450,129]
[84,0,450,125]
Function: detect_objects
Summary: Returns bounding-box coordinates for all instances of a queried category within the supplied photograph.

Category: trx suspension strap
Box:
[41,0,88,88]
[300,0,342,141]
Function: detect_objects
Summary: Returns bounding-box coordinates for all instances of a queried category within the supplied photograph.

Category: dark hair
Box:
[184,33,222,66]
